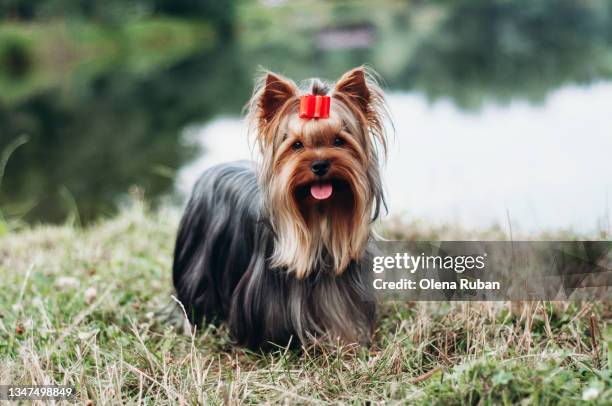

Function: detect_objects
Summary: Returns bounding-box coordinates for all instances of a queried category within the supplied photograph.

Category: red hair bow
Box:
[299,95,330,119]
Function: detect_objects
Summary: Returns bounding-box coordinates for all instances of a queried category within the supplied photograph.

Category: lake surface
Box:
[178,83,612,235]
[2,1,612,234]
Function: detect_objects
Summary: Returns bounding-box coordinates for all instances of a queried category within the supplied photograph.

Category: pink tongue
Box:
[310,182,333,200]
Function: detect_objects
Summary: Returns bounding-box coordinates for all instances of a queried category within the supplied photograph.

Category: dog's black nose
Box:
[311,160,330,176]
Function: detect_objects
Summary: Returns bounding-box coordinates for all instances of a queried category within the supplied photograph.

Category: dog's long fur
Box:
[173,67,389,349]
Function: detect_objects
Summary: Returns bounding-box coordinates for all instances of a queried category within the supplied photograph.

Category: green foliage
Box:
[404,0,612,108]
[0,0,236,32]
[238,0,612,109]
[2,0,612,225]
[0,19,215,103]
[0,31,32,78]
[0,19,224,224]
[0,135,29,235]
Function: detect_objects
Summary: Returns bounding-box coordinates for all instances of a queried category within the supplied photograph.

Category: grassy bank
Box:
[0,18,214,104]
[0,202,610,404]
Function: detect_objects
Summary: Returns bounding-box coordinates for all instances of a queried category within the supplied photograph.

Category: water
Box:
[178,83,612,234]
[2,0,612,233]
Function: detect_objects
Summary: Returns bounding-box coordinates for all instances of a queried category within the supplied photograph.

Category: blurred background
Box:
[1,0,611,235]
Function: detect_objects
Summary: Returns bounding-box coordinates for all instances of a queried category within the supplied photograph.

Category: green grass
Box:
[0,201,610,404]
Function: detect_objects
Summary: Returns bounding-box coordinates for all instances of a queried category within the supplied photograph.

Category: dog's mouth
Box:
[310,181,333,200]
[294,179,351,203]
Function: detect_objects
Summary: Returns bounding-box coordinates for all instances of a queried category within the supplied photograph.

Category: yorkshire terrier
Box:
[172,67,389,349]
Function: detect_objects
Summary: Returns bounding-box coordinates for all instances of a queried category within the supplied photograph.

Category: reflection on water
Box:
[178,83,612,234]
[0,47,252,223]
[1,0,612,229]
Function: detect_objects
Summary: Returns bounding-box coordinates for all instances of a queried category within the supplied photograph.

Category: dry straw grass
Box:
[0,201,610,404]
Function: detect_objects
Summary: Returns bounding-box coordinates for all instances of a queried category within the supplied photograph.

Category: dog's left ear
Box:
[333,66,388,155]
[259,72,298,126]
[333,67,371,116]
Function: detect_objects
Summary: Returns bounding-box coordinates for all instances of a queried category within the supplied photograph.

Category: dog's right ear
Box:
[258,72,297,127]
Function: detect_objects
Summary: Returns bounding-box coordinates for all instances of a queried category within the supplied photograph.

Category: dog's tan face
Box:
[248,67,388,278]
[280,112,368,216]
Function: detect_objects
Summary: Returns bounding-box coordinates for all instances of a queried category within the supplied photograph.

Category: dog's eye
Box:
[333,137,345,147]
[292,141,304,150]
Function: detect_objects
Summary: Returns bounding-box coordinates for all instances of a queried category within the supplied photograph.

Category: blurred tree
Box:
[401,0,612,108]
[3,0,612,223]
[154,0,234,37]
[0,0,235,36]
